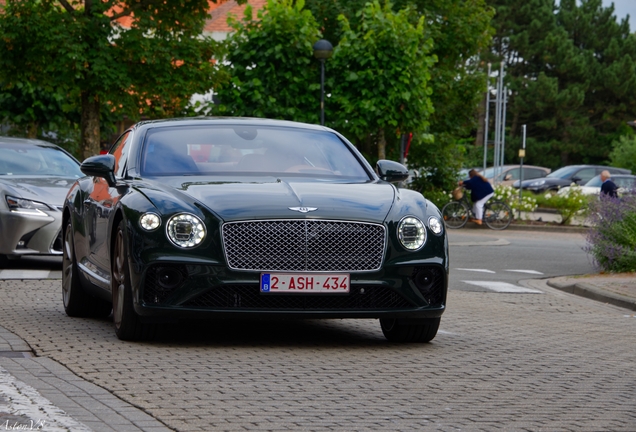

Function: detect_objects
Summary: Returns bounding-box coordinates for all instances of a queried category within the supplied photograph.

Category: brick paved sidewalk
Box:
[0,326,172,432]
[548,273,636,312]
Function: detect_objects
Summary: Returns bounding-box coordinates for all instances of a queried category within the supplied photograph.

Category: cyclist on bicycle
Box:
[459,169,494,226]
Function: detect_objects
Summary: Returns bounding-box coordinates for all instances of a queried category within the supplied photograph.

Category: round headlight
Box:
[398,216,426,251]
[167,214,206,248]
[428,216,443,235]
[139,213,161,231]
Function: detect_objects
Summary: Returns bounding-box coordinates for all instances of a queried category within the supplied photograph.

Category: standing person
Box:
[600,170,618,198]
[459,169,494,225]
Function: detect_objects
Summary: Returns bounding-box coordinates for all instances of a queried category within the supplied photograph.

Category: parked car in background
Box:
[558,174,636,196]
[481,165,550,186]
[63,118,449,343]
[0,137,83,267]
[513,165,631,193]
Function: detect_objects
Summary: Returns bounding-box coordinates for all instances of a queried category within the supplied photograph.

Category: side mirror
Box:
[504,173,512,181]
[81,154,117,187]
[571,176,582,183]
[376,160,410,183]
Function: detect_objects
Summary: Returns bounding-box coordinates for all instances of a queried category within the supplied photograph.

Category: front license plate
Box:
[260,273,350,293]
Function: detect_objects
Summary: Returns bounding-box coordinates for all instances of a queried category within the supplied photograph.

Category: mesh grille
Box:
[183,285,412,310]
[223,220,386,272]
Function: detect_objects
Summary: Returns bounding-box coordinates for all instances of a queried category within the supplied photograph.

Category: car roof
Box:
[131,117,332,133]
[0,136,59,148]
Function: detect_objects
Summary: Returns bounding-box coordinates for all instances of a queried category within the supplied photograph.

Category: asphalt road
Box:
[447,228,596,291]
[0,229,634,431]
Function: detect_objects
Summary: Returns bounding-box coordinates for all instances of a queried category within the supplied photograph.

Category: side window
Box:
[502,168,520,181]
[575,168,596,184]
[110,131,131,179]
[524,168,546,180]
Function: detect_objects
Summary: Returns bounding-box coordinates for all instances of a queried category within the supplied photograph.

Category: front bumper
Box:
[132,263,447,320]
[0,208,62,256]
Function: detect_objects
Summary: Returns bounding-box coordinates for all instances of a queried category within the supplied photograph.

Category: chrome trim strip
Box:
[78,263,110,284]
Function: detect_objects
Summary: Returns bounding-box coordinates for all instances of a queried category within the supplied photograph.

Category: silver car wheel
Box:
[112,229,126,330]
[62,223,74,308]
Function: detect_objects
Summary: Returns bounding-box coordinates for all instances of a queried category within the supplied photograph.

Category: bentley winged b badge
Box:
[288,207,318,213]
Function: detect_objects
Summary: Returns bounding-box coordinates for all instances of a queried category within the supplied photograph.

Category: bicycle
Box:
[441,188,512,230]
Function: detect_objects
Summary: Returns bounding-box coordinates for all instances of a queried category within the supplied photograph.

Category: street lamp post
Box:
[313,39,333,126]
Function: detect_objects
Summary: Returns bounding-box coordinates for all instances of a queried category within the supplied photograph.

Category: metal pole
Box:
[320,59,325,126]
[500,85,508,168]
[493,64,503,184]
[483,63,491,172]
[519,124,526,220]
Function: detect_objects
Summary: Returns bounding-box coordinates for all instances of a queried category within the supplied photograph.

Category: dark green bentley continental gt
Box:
[62,118,448,342]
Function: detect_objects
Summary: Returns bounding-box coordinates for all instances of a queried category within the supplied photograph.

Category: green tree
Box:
[487,0,636,168]
[305,0,493,187]
[213,0,321,123]
[0,0,231,158]
[328,1,436,160]
[609,134,636,173]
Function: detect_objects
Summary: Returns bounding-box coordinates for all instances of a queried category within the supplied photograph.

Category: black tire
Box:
[112,220,155,341]
[0,255,9,269]
[484,201,512,230]
[62,221,112,318]
[441,202,469,229]
[380,318,441,343]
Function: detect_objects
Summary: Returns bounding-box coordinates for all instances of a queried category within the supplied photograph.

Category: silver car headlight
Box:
[529,179,546,186]
[166,213,206,248]
[6,195,51,216]
[428,216,443,235]
[397,216,426,251]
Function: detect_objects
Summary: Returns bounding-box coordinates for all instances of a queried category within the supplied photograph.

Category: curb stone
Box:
[547,278,636,311]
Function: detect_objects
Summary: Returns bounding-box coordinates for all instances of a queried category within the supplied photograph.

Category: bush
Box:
[586,193,636,272]
[493,185,538,215]
[537,186,591,225]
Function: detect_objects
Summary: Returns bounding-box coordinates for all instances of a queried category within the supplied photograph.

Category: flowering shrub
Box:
[536,185,591,225]
[493,185,538,214]
[586,193,636,272]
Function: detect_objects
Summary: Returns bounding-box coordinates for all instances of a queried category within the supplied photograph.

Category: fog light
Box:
[157,267,184,290]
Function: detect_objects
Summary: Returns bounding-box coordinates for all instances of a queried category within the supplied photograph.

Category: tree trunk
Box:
[26,122,38,138]
[377,128,386,160]
[81,91,101,159]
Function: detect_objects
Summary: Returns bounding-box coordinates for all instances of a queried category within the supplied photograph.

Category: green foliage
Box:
[493,185,538,214]
[213,0,321,122]
[609,135,636,173]
[0,0,227,157]
[488,0,636,169]
[536,187,592,225]
[586,194,636,272]
[327,1,436,159]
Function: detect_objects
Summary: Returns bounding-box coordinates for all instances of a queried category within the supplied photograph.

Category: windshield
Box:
[546,166,580,179]
[584,175,602,187]
[141,125,370,180]
[0,145,82,177]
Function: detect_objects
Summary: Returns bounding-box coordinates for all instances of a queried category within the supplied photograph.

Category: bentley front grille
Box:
[183,285,413,310]
[222,220,386,272]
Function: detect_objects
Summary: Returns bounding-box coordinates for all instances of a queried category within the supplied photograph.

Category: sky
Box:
[601,0,636,30]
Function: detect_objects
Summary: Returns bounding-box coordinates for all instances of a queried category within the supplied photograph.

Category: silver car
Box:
[0,137,83,267]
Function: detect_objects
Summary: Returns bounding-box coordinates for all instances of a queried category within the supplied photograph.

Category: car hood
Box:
[0,176,76,207]
[152,177,397,223]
